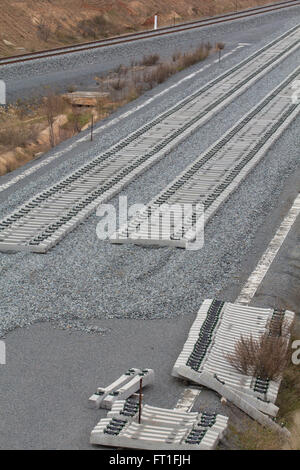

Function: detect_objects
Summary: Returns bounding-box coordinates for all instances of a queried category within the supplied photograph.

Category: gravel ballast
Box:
[0,12,299,450]
[1,5,300,102]
[0,48,299,337]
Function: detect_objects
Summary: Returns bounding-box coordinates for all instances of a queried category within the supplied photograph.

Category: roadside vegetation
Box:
[0,41,218,176]
[226,317,292,381]
[228,318,300,450]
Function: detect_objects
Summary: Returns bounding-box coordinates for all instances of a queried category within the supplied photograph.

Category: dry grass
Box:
[140,54,160,67]
[0,39,215,176]
[0,150,35,175]
[229,420,285,450]
[0,125,38,149]
[0,95,94,175]
[277,363,300,426]
[227,318,300,450]
[179,44,210,69]
[110,78,126,91]
[230,359,300,450]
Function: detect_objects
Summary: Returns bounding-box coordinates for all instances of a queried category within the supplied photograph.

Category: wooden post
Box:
[138,378,143,424]
[91,114,94,141]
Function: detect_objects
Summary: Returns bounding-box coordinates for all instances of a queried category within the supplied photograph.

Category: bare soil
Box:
[0,0,279,57]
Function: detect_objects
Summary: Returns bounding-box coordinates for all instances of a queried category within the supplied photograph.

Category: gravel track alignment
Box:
[0,16,299,450]
[1,5,300,102]
[0,48,299,337]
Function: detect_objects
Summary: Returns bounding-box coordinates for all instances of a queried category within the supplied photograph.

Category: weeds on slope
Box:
[0,41,220,176]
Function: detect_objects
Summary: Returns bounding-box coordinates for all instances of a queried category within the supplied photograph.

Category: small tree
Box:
[43,93,65,147]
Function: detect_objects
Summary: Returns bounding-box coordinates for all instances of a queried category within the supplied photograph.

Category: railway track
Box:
[0,0,299,66]
[0,25,299,253]
[112,66,300,248]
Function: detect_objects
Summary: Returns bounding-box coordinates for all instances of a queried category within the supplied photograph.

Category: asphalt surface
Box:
[0,10,299,450]
[0,4,300,102]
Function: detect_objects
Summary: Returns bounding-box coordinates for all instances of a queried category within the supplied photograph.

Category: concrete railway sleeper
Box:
[112,66,300,248]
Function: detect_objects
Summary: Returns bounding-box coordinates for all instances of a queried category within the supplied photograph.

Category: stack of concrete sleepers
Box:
[172,299,294,434]
[90,400,228,450]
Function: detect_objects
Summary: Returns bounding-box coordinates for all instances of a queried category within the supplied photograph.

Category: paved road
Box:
[1,164,299,450]
[0,11,299,450]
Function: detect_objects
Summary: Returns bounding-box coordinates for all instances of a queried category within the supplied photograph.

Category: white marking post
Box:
[0,340,6,365]
[0,80,5,105]
[237,194,300,304]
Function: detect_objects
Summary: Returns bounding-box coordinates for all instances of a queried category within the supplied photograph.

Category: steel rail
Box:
[0,0,299,66]
[0,25,299,253]
[112,66,300,248]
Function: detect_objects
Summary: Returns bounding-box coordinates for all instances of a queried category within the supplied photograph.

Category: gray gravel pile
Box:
[0,47,299,338]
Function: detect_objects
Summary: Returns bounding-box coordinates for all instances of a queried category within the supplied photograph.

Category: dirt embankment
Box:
[0,43,215,175]
[0,0,278,56]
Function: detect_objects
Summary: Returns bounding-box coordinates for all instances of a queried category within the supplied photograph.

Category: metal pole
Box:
[91,114,94,141]
[138,378,143,424]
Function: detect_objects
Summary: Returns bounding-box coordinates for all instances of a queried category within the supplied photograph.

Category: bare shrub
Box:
[37,21,51,42]
[95,97,105,118]
[125,84,140,103]
[66,109,91,134]
[78,22,96,39]
[155,63,175,84]
[77,15,109,39]
[114,64,127,75]
[67,84,77,93]
[216,42,225,51]
[93,15,108,29]
[205,41,213,52]
[172,51,182,62]
[68,109,81,134]
[110,78,126,91]
[179,44,210,69]
[0,125,38,149]
[226,319,292,381]
[140,54,160,66]
[143,70,156,89]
